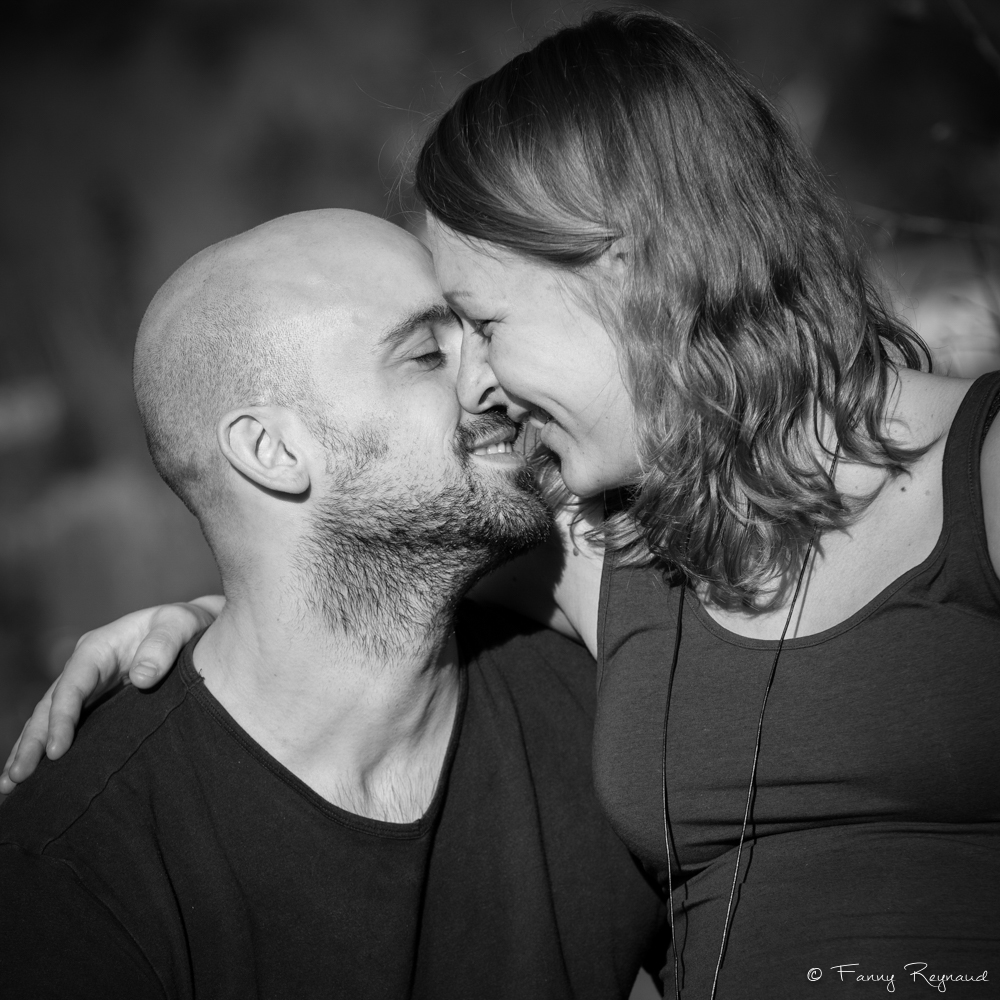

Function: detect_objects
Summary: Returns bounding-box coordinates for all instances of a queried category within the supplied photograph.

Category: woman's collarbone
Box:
[701,471,943,641]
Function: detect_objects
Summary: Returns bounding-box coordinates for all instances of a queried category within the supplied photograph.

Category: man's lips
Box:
[459,414,522,458]
[468,423,519,456]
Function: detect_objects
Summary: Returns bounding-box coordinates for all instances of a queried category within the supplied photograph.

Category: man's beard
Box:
[295,412,552,655]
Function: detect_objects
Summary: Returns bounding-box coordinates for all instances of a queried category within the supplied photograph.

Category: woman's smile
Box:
[425,215,642,498]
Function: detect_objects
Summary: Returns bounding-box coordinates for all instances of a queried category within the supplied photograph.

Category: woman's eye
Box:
[471,319,493,340]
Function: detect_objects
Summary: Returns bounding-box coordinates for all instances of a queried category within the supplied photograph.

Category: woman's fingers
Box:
[45,655,105,759]
[0,599,221,793]
[126,602,216,687]
[188,594,227,618]
[0,680,58,791]
[1,738,18,790]
[1,729,27,794]
[0,737,26,794]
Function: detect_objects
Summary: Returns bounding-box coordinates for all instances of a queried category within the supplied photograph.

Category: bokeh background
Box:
[2,0,998,788]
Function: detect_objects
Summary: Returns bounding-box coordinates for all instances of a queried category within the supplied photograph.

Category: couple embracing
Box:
[3,10,998,1000]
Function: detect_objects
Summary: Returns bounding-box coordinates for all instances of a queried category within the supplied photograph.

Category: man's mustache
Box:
[454,411,522,455]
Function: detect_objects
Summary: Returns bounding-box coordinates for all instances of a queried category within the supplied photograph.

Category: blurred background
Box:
[1,0,998,779]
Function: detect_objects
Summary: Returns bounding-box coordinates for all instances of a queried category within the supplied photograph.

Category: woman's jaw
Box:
[527,405,641,499]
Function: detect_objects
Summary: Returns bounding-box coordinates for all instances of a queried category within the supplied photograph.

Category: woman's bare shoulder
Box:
[894,367,1000,574]
[867,370,972,508]
[888,368,974,449]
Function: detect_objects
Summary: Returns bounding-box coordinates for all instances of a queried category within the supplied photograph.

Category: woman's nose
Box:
[457,325,527,419]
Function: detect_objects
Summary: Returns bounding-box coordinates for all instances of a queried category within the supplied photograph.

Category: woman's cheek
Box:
[491,337,556,405]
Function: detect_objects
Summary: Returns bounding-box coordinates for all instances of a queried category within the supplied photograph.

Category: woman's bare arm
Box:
[0,596,223,793]
[469,507,604,656]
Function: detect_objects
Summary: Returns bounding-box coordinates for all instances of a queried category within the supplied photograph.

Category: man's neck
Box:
[192,582,462,824]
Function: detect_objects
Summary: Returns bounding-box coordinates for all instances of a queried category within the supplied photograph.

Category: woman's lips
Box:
[527,406,553,430]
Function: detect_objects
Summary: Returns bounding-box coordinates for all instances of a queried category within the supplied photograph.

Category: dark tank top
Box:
[594,372,1000,999]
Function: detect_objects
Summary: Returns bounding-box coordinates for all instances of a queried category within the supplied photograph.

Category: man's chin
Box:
[465,474,552,556]
[468,455,539,492]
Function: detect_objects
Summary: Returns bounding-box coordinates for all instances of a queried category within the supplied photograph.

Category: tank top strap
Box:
[938,370,1000,612]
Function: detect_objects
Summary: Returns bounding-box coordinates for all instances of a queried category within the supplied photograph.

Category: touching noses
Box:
[456,324,528,420]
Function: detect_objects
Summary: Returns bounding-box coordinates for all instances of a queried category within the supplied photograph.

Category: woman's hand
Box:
[0,596,224,794]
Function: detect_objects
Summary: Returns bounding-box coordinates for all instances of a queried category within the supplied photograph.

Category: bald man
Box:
[0,211,665,1000]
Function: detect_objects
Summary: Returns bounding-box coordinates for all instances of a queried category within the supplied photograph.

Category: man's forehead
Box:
[265,230,434,296]
[255,235,442,329]
[181,213,447,369]
[322,269,449,354]
[332,246,449,354]
[294,289,452,366]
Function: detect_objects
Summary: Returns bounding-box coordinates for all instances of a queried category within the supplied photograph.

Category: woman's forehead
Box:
[425,223,540,306]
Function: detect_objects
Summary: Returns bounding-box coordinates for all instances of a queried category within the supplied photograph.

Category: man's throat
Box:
[194,616,463,824]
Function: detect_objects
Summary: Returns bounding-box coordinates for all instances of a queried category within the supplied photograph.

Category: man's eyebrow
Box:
[378,303,457,350]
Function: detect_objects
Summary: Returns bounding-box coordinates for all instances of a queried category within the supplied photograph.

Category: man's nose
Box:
[457,325,529,420]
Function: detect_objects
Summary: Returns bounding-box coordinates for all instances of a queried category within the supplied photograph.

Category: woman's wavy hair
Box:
[415,8,929,608]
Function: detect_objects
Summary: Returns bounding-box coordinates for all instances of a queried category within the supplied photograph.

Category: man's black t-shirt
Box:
[0,605,666,999]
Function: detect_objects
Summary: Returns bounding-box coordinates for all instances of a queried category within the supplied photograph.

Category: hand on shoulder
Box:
[0,598,222,793]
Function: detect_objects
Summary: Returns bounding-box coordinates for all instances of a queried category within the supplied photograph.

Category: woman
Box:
[6,10,999,997]
[419,14,1000,996]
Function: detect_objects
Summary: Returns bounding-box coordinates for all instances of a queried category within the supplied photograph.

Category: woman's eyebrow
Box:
[443,291,488,320]
[377,303,457,351]
[443,290,484,312]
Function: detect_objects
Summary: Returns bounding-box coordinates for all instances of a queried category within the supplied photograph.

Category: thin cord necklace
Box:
[660,450,838,1000]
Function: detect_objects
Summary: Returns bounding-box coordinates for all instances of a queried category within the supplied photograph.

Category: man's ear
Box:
[217,406,311,496]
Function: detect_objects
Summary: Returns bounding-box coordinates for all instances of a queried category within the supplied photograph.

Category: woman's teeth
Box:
[473,441,514,456]
[528,407,553,429]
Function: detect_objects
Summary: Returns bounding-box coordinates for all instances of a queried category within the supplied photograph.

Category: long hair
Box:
[415,8,929,608]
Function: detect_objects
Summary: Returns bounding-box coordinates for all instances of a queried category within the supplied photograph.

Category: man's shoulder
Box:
[455,601,597,713]
[0,648,197,854]
[0,647,207,1000]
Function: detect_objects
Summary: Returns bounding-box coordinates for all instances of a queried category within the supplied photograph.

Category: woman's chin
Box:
[558,462,625,501]
[545,432,641,498]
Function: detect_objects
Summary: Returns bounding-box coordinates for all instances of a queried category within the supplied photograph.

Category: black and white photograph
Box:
[1,1,998,997]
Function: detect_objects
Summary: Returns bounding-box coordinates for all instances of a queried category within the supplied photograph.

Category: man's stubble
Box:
[296,412,552,656]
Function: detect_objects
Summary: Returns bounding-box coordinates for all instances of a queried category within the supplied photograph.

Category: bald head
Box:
[134,209,430,519]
